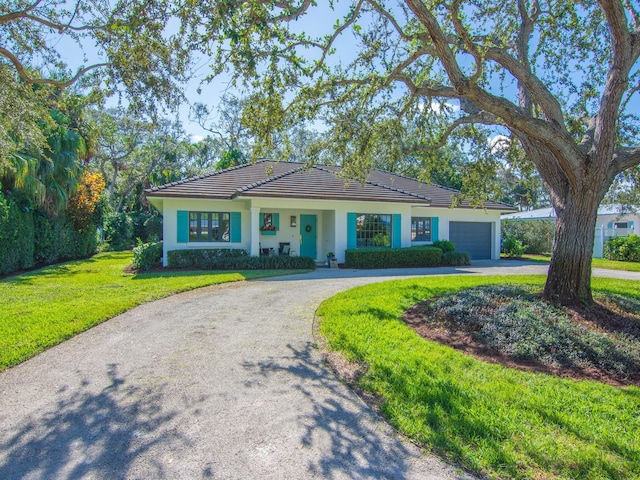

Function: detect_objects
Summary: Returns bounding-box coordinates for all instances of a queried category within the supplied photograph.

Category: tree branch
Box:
[267,0,315,23]
[0,46,108,87]
[611,147,640,176]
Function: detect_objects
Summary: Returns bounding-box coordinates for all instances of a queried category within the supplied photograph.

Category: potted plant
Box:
[326,252,335,267]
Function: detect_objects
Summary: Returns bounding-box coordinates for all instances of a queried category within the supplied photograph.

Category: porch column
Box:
[250,206,260,256]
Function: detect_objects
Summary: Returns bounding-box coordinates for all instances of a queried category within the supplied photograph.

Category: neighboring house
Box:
[145,161,517,265]
[501,205,638,258]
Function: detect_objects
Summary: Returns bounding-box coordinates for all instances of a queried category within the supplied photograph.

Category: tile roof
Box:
[145,160,515,211]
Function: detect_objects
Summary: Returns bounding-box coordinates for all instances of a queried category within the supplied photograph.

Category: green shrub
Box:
[432,240,455,253]
[132,240,163,270]
[103,213,134,250]
[167,248,315,270]
[502,237,525,257]
[0,193,35,274]
[143,214,163,240]
[216,255,316,270]
[501,218,554,254]
[167,248,248,269]
[604,234,640,262]
[441,251,471,266]
[345,246,442,268]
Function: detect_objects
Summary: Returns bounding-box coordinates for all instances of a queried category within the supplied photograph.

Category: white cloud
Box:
[190,134,205,143]
[489,134,510,154]
[418,100,460,114]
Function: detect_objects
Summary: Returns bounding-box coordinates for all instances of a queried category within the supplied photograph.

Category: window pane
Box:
[189,212,199,241]
[356,214,391,247]
[411,217,431,241]
[188,211,231,242]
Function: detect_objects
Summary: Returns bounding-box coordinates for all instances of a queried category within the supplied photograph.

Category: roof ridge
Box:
[313,164,431,203]
[233,164,307,196]
[144,161,266,193]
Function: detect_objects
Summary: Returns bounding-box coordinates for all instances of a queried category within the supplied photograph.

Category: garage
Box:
[449,222,492,260]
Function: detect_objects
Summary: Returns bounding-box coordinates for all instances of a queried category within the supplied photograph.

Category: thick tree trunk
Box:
[543,195,600,306]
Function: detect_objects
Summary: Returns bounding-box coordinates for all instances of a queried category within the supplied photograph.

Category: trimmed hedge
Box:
[345,246,442,269]
[441,251,471,266]
[604,234,640,262]
[432,240,455,253]
[1,193,98,276]
[167,248,316,270]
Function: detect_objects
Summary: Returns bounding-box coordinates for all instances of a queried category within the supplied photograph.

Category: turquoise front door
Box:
[299,214,317,259]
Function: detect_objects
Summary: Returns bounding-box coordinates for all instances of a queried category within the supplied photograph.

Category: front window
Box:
[356,214,391,247]
[411,217,431,242]
[189,212,230,242]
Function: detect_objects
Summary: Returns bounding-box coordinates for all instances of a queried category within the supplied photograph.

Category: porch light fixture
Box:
[290,216,297,227]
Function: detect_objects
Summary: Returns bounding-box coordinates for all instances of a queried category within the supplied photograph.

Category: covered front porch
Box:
[246,205,339,262]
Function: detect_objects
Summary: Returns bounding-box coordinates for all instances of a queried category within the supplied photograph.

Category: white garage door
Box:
[449,222,492,260]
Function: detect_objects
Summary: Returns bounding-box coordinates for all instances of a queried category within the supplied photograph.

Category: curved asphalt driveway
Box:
[1,261,638,479]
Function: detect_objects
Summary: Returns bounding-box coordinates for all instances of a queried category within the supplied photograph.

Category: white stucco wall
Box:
[150,195,504,265]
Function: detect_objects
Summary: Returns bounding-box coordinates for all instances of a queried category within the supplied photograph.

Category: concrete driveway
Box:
[1,261,637,479]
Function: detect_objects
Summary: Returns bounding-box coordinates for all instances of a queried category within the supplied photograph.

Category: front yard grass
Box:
[316,275,640,480]
[513,253,640,272]
[0,251,306,371]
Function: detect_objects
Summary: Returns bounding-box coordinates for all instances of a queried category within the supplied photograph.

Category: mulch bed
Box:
[403,299,640,388]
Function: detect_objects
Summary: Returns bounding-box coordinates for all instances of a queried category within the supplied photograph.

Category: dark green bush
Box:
[167,248,315,270]
[501,218,554,254]
[143,214,163,241]
[502,237,525,257]
[441,251,471,266]
[345,246,442,269]
[216,255,316,270]
[0,193,98,276]
[432,240,455,253]
[0,193,35,274]
[604,234,640,262]
[132,240,163,270]
[104,213,134,250]
[167,248,249,269]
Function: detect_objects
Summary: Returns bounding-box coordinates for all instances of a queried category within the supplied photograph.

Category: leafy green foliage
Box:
[0,193,34,274]
[432,240,455,253]
[103,213,134,250]
[167,248,248,269]
[502,237,525,257]
[441,251,471,266]
[502,218,555,254]
[317,276,640,479]
[167,248,315,270]
[132,240,163,270]
[0,192,98,275]
[604,235,640,263]
[345,247,442,268]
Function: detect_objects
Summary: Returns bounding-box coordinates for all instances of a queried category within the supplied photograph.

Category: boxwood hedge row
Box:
[167,248,316,270]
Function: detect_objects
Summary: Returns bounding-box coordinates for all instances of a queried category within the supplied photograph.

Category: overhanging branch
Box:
[0,46,107,87]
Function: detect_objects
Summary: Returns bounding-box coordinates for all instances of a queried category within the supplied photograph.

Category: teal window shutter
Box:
[607,222,613,228]
[177,210,189,243]
[347,213,357,249]
[230,212,241,242]
[432,217,439,242]
[273,213,280,230]
[628,221,634,229]
[392,214,402,248]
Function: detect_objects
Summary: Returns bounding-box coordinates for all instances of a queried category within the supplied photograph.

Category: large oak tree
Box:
[192,0,640,306]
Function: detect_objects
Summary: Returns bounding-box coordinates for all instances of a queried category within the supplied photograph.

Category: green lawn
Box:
[317,275,640,480]
[511,253,640,272]
[0,251,306,371]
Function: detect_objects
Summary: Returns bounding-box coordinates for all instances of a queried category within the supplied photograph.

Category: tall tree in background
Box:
[191,0,640,306]
[0,0,191,163]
